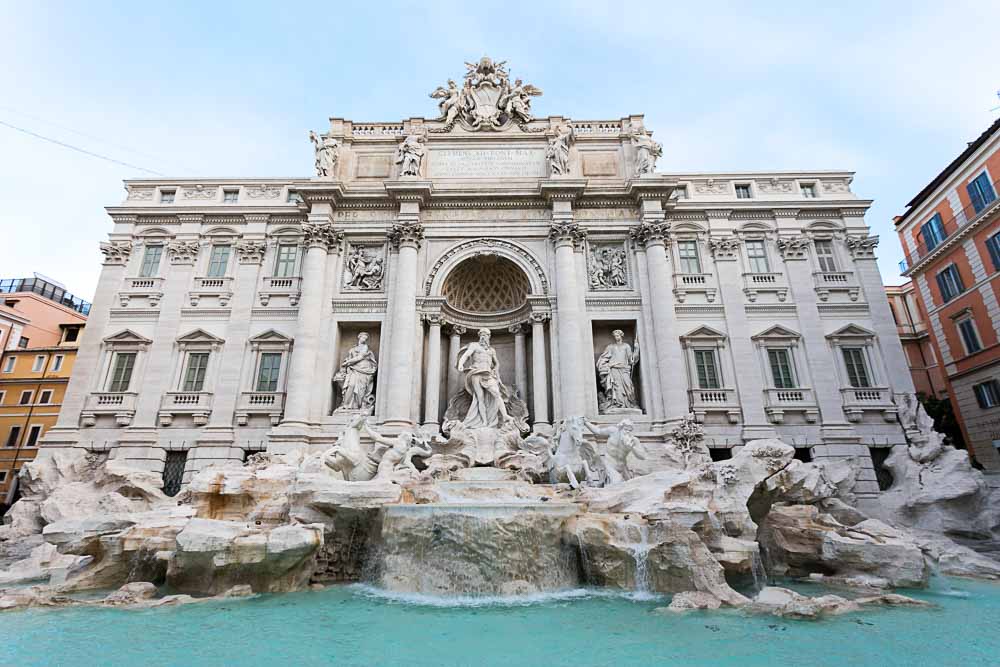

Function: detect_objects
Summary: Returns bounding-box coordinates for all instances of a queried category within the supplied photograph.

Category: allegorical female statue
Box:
[456,328,512,428]
[596,330,640,413]
[334,332,377,412]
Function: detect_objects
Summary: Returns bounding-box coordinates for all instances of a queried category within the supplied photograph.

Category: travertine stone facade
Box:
[41,59,915,497]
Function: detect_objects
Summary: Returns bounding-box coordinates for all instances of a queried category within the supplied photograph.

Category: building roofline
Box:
[896,116,1000,227]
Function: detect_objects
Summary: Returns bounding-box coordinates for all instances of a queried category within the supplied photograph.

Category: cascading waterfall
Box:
[630,523,652,593]
[749,548,768,594]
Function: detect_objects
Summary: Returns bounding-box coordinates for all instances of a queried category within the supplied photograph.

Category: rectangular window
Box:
[274,244,298,278]
[814,240,837,272]
[936,265,965,302]
[24,425,42,448]
[39,390,53,404]
[920,213,946,251]
[139,246,163,278]
[987,232,1000,273]
[735,184,752,199]
[207,245,231,278]
[2,356,15,373]
[767,348,797,389]
[4,426,20,448]
[0,471,6,483]
[182,353,209,392]
[694,349,721,389]
[19,390,32,405]
[842,347,872,388]
[256,353,282,392]
[967,172,997,215]
[0,391,5,404]
[677,241,701,274]
[18,337,28,348]
[32,355,45,372]
[223,189,239,204]
[745,240,770,273]
[673,186,688,200]
[800,183,817,198]
[287,191,303,204]
[160,189,175,204]
[52,355,64,372]
[957,318,982,354]
[974,380,1000,409]
[108,352,136,392]
[63,326,80,343]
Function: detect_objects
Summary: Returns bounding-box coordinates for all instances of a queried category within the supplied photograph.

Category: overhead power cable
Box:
[0,118,167,176]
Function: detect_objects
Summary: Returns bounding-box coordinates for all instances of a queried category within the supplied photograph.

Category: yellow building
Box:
[1,277,89,509]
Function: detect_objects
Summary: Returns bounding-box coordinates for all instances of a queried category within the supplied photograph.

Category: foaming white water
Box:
[349,584,664,607]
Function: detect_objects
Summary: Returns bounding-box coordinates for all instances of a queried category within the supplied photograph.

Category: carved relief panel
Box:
[342,243,387,292]
[587,242,630,291]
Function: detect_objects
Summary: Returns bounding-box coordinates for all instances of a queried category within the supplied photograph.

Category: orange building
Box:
[0,276,89,508]
[885,281,947,399]
[896,116,1000,469]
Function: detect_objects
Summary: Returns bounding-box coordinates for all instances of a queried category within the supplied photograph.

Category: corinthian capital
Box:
[548,221,588,249]
[845,234,879,259]
[166,240,201,265]
[628,222,670,248]
[302,223,344,252]
[99,241,132,266]
[234,240,267,265]
[388,222,425,249]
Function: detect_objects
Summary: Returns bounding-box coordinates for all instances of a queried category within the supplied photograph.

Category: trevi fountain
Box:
[2,58,1000,666]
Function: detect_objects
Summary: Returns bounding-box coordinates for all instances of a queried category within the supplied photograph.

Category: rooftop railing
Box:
[0,277,91,315]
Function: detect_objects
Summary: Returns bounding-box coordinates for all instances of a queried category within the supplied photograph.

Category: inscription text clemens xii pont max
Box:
[428,148,547,179]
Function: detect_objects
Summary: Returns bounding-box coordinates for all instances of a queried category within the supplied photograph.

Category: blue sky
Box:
[2,1,998,298]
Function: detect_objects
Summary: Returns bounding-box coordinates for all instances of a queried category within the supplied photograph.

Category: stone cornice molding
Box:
[296,182,347,207]
[234,240,267,265]
[384,180,433,205]
[539,179,588,203]
[302,223,344,252]
[176,214,205,224]
[845,234,879,259]
[773,209,801,219]
[388,222,425,249]
[626,177,679,204]
[99,241,133,266]
[703,209,733,220]
[628,222,671,249]
[548,221,588,249]
[166,240,201,265]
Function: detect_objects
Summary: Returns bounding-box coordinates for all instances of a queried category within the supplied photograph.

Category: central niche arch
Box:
[442,255,531,313]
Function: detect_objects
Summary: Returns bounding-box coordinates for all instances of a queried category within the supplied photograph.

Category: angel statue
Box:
[430,79,463,126]
[501,79,543,123]
[309,130,339,178]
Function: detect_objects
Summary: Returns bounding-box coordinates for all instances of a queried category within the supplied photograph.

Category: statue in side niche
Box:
[584,418,648,485]
[456,328,512,429]
[334,332,377,412]
[596,330,640,413]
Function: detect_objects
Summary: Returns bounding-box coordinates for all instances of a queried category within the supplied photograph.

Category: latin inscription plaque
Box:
[429,148,547,178]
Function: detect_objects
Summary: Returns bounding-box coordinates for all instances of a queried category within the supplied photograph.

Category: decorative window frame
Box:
[670,224,716,303]
[236,329,293,425]
[751,325,819,423]
[950,308,983,356]
[171,329,225,393]
[826,324,895,422]
[259,227,306,306]
[679,325,740,423]
[96,330,153,393]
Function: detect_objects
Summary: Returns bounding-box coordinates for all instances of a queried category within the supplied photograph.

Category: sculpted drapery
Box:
[456,329,512,428]
[597,330,639,412]
[335,333,377,411]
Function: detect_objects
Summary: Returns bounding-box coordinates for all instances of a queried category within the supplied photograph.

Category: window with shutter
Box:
[108,352,136,392]
[694,350,721,389]
[677,241,701,274]
[814,240,837,272]
[987,232,1000,273]
[183,353,210,392]
[767,348,796,388]
[207,246,231,277]
[842,347,871,388]
[920,213,945,251]
[256,353,282,392]
[967,172,997,215]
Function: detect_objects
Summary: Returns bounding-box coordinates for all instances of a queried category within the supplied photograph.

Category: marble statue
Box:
[548,416,602,489]
[670,413,707,468]
[430,79,462,126]
[546,123,573,176]
[334,333,377,412]
[631,127,662,176]
[589,246,628,289]
[897,392,946,463]
[309,130,339,178]
[596,330,640,413]
[362,422,433,479]
[500,78,543,124]
[343,246,385,291]
[396,134,426,177]
[584,418,647,485]
[322,414,379,481]
[456,329,512,429]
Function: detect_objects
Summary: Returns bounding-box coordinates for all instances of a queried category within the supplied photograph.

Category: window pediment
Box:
[103,329,153,346]
[176,328,226,347]
[752,324,802,342]
[680,325,727,343]
[826,324,876,342]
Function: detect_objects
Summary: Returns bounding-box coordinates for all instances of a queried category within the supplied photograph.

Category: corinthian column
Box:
[383,221,425,426]
[423,313,443,429]
[630,219,686,421]
[447,324,466,400]
[282,218,342,426]
[529,312,550,428]
[510,324,528,399]
[549,219,588,417]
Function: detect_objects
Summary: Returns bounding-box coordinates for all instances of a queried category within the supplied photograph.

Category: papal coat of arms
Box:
[429,57,542,132]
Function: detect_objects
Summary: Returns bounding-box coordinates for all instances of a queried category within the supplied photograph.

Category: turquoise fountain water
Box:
[2,578,999,666]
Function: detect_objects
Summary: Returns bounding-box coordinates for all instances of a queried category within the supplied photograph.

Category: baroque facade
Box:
[41,58,915,498]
